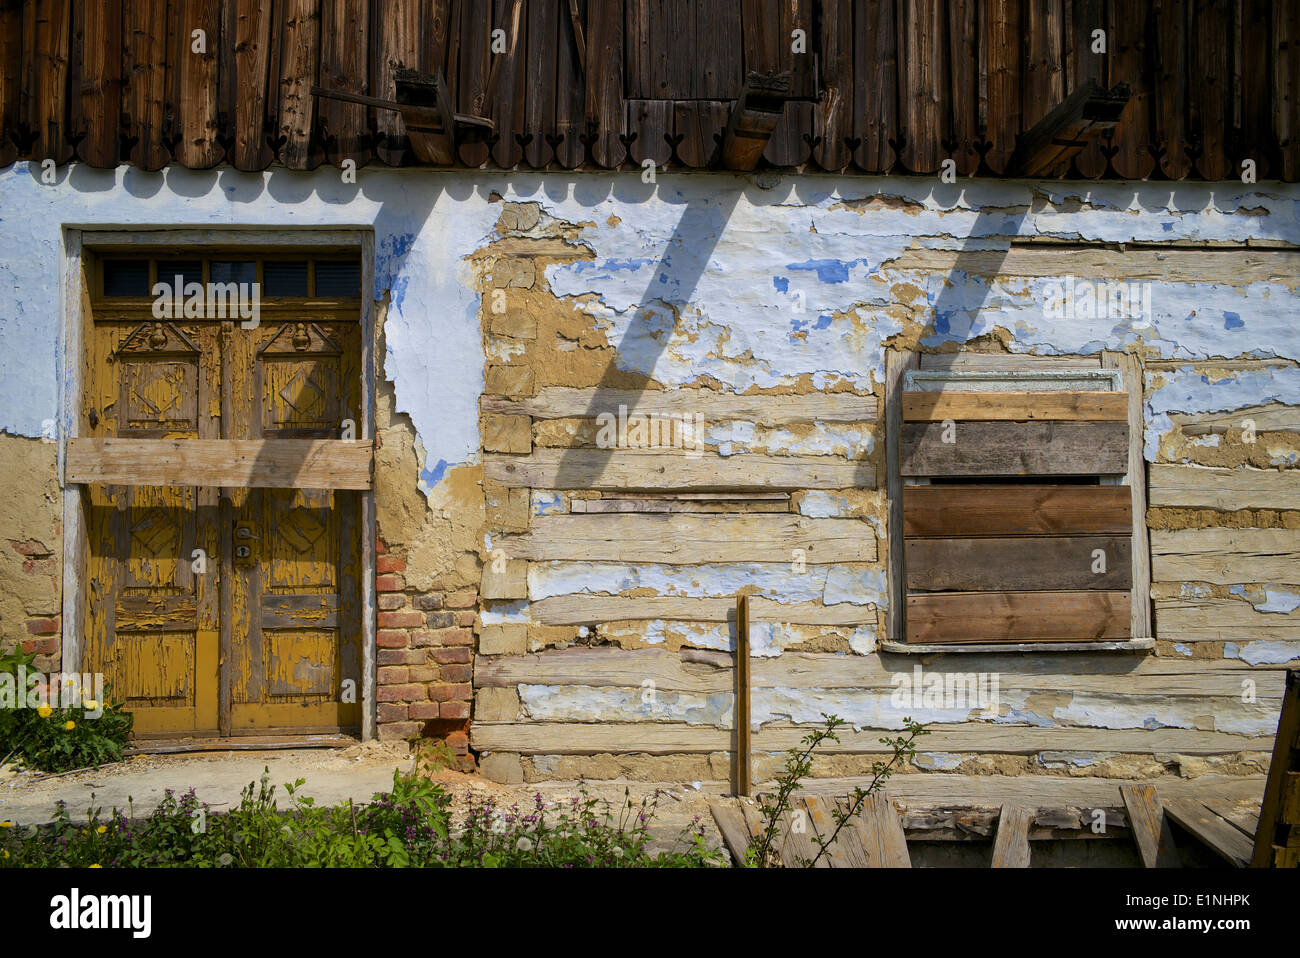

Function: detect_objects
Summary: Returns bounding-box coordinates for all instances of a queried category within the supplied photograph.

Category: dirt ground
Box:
[0,744,731,859]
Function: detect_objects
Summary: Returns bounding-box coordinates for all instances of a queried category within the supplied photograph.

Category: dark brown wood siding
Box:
[1,0,1296,179]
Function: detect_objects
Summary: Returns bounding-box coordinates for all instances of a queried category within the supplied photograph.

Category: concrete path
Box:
[0,743,415,824]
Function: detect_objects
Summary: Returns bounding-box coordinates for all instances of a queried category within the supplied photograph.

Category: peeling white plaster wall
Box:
[0,163,500,491]
[2,165,1299,495]
[1145,363,1300,460]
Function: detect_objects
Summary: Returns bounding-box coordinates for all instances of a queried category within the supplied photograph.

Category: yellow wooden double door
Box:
[83,317,362,738]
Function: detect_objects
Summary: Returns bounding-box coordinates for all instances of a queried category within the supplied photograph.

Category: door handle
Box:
[233,523,258,564]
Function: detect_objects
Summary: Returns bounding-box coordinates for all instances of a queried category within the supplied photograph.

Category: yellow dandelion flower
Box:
[88,863,101,869]
[37,705,52,718]
[82,700,98,711]
[0,821,12,828]
[65,720,76,731]
[96,825,107,834]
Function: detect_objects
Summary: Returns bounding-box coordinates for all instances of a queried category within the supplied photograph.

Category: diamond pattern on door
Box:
[85,295,362,739]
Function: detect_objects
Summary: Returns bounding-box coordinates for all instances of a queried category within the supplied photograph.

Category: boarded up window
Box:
[887,355,1149,649]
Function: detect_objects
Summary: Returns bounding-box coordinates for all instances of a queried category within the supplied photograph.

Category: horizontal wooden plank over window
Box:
[903,485,1132,537]
[901,390,1129,421]
[905,536,1132,592]
[899,421,1129,476]
[65,439,373,490]
[906,591,1132,644]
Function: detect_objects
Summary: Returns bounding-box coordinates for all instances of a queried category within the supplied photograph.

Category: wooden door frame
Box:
[59,227,379,741]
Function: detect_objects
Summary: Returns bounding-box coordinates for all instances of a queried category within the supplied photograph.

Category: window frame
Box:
[882,349,1152,653]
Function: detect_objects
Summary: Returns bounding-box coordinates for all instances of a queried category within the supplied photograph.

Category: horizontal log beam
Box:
[901,391,1128,421]
[470,721,1271,757]
[1151,529,1300,584]
[484,449,873,490]
[66,439,374,489]
[473,646,1286,695]
[1149,465,1300,511]
[481,387,877,423]
[505,514,876,563]
[525,594,877,626]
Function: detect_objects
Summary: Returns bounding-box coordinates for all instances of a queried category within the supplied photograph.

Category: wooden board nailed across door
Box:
[84,302,363,738]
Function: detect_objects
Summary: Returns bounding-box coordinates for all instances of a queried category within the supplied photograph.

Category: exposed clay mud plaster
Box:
[0,435,60,651]
[1146,364,1300,462]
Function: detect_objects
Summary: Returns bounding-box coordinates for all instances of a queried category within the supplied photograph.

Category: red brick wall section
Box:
[9,537,60,672]
[374,538,474,769]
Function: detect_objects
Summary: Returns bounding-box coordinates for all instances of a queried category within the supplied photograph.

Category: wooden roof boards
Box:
[2,0,1297,180]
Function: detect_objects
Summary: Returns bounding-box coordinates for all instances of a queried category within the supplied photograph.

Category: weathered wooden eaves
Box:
[2,0,1297,179]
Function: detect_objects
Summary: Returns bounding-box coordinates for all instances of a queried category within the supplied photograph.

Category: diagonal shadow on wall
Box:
[551,188,742,489]
[917,189,1032,358]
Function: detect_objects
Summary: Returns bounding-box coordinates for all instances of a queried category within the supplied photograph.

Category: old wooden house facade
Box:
[1,0,1298,789]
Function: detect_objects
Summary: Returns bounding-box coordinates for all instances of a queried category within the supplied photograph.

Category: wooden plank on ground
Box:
[899,422,1129,476]
[65,439,374,490]
[1201,797,1260,839]
[1163,799,1253,867]
[1151,529,1300,585]
[481,388,877,423]
[902,391,1127,421]
[738,802,772,865]
[804,796,869,867]
[1120,783,1182,868]
[779,807,824,867]
[509,515,876,563]
[906,536,1132,592]
[708,802,753,865]
[906,591,1130,643]
[904,485,1132,537]
[527,595,877,626]
[852,792,911,867]
[1149,465,1300,511]
[484,449,873,490]
[991,805,1033,867]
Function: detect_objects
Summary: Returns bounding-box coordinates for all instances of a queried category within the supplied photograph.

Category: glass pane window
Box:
[155,260,203,290]
[210,260,257,286]
[314,261,361,297]
[102,259,151,297]
[263,260,309,297]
